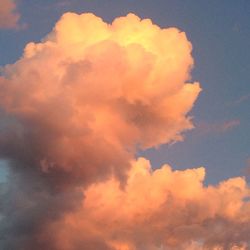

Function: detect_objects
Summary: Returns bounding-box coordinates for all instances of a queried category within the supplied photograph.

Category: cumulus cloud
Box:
[0,12,200,184]
[0,0,20,29]
[50,158,250,250]
[0,12,249,250]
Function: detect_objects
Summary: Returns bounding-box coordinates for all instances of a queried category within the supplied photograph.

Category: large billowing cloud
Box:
[49,158,250,250]
[0,12,200,184]
[0,12,249,250]
[0,0,20,29]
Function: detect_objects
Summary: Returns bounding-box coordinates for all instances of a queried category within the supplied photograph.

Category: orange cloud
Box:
[47,158,250,250]
[1,12,249,250]
[0,12,200,183]
[0,0,20,29]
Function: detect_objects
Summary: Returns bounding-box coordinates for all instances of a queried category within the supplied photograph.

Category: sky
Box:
[0,1,250,249]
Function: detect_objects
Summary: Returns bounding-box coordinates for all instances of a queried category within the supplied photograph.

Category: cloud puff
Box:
[0,12,248,250]
[48,158,250,250]
[0,0,20,29]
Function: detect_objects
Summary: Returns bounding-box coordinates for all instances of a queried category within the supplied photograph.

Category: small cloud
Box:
[243,158,250,178]
[219,119,240,131]
[195,119,240,136]
[56,0,71,8]
[233,93,250,106]
[0,0,20,29]
[226,92,250,108]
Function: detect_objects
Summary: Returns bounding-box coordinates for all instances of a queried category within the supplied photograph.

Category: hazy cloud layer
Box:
[0,12,249,250]
[0,0,20,29]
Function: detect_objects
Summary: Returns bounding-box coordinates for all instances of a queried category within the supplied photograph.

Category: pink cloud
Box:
[0,0,20,29]
[49,158,250,250]
[0,12,249,250]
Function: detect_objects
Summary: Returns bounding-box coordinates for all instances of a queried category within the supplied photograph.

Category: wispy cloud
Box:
[0,0,20,29]
[225,92,250,108]
[195,119,240,136]
[232,93,250,106]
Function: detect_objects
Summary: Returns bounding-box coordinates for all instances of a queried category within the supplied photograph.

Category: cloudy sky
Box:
[0,1,250,249]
